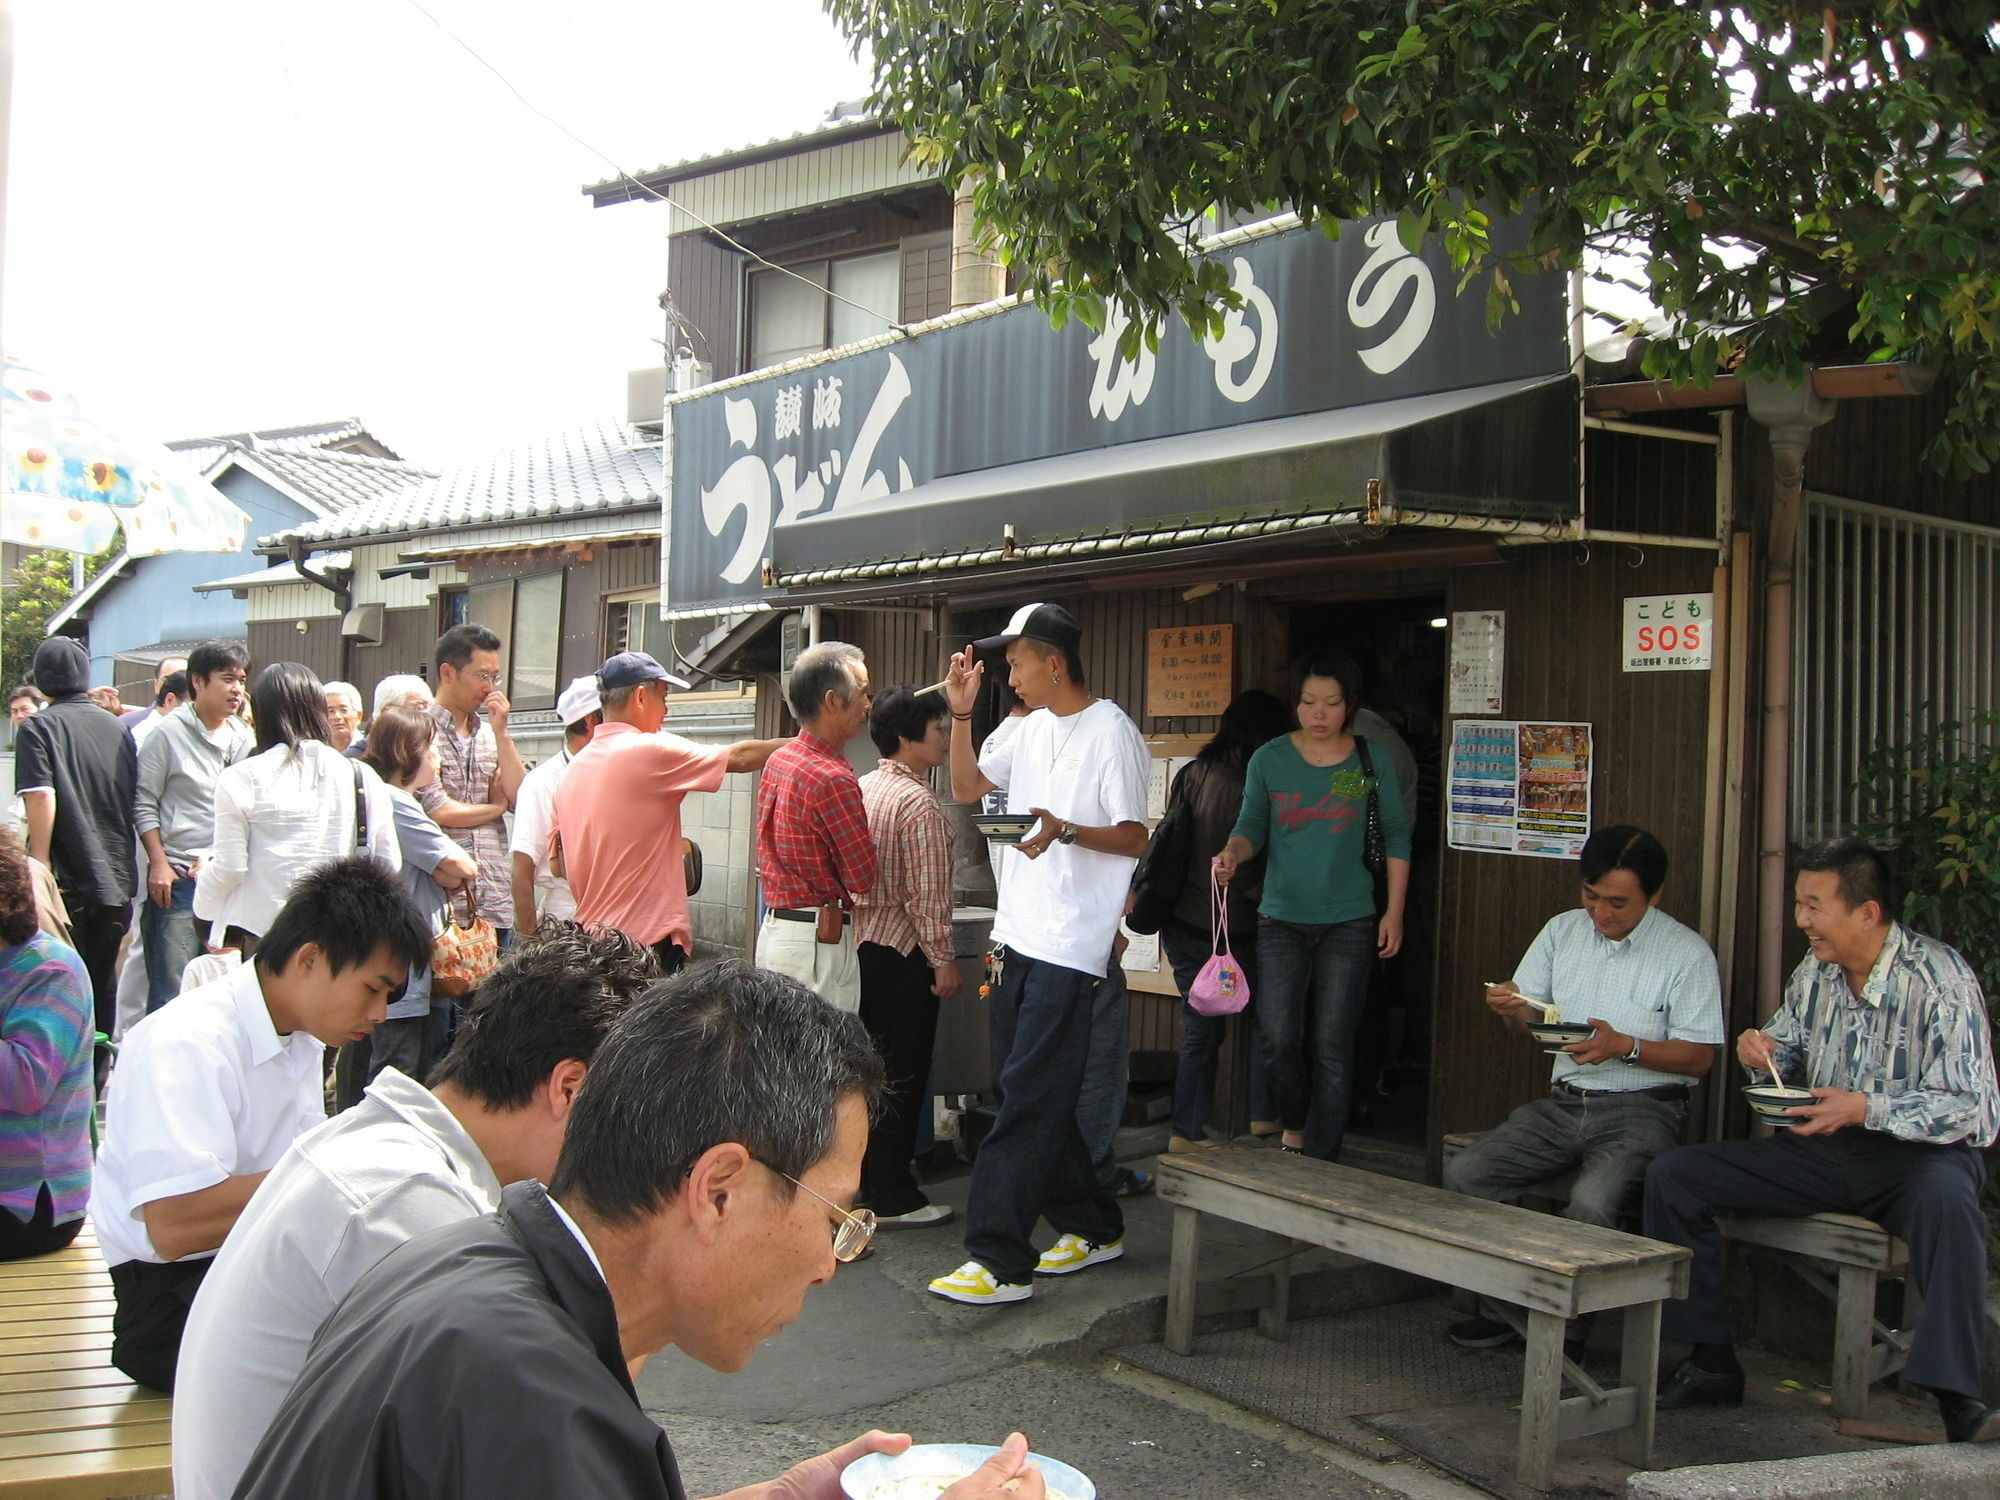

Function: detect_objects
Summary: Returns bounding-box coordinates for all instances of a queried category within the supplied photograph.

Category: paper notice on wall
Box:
[1146,759,1171,820]
[1449,610,1505,715]
[1447,719,1593,859]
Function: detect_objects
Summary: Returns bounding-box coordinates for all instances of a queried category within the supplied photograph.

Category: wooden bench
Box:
[1157,1147,1690,1492]
[1442,1131,1917,1419]
[0,1224,171,1499]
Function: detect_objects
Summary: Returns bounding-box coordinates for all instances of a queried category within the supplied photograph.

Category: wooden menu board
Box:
[1146,625,1235,718]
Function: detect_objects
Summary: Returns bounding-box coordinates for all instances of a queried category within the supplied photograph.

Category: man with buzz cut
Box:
[930,603,1150,1306]
[171,922,661,1500]
[94,855,432,1391]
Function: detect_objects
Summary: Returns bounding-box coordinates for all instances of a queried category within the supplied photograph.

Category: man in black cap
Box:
[552,653,784,973]
[14,637,137,1051]
[930,603,1151,1305]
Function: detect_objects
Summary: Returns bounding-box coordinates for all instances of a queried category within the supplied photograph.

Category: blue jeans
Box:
[964,950,1123,1284]
[1162,918,1271,1140]
[141,875,202,1013]
[1077,964,1130,1192]
[1256,915,1376,1160]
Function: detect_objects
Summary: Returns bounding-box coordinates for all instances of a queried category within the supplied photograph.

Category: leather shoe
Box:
[1937,1391,2000,1443]
[1656,1357,1744,1410]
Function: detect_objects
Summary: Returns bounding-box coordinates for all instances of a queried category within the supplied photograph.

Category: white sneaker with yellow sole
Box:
[928,1261,1033,1305]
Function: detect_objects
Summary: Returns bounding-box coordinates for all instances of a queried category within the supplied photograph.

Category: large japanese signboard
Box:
[666,216,1570,617]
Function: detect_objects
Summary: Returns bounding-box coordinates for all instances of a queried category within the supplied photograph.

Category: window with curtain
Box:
[458,572,565,711]
[746,248,901,371]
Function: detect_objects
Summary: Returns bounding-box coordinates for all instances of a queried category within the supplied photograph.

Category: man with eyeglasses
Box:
[421,625,525,945]
[234,961,1046,1500]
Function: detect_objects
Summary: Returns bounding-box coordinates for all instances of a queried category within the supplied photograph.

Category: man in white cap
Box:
[551,652,785,972]
[509,676,603,937]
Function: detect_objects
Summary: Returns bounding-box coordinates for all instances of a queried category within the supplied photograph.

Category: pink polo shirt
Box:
[550,722,729,950]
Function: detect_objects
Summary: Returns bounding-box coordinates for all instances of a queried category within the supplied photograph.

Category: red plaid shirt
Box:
[756,732,877,909]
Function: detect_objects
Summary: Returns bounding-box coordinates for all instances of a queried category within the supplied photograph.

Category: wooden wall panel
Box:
[598,539,661,596]
[347,607,436,701]
[1797,386,2000,528]
[668,233,745,382]
[1431,542,1719,1151]
[249,618,341,685]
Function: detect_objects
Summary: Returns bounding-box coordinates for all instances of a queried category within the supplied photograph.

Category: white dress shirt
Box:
[193,740,401,936]
[507,749,575,923]
[94,959,326,1267]
[172,1067,504,1500]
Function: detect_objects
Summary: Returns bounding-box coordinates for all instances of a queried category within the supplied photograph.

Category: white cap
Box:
[556,675,603,727]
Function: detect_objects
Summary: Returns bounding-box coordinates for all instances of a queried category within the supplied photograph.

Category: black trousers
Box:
[108,1256,212,1391]
[650,941,688,977]
[0,1185,82,1262]
[62,895,130,1041]
[857,942,942,1217]
[1644,1128,1989,1398]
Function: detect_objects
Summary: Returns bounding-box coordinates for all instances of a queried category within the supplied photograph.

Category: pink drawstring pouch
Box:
[1188,872,1251,1017]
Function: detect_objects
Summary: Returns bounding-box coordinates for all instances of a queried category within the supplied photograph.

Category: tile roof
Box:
[246,449,436,514]
[260,417,662,551]
[167,417,391,457]
[583,105,881,200]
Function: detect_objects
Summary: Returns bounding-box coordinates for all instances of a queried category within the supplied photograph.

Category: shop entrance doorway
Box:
[1283,594,1448,1167]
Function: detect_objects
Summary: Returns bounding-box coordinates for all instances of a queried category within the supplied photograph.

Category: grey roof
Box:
[583,105,884,202]
[167,417,395,458]
[260,418,662,551]
[192,553,353,594]
[246,449,436,514]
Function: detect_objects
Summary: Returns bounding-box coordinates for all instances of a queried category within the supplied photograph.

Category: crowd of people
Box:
[0,592,1993,1496]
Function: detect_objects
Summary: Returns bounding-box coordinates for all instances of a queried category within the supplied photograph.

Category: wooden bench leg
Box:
[1165,1204,1200,1356]
[1517,1309,1565,1491]
[1616,1299,1661,1470]
[1258,1234,1292,1342]
[1831,1264,1876,1419]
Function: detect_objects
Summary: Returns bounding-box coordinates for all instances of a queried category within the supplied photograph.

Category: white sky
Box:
[4,0,875,468]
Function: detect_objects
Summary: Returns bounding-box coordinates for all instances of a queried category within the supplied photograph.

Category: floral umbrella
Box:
[1,354,250,556]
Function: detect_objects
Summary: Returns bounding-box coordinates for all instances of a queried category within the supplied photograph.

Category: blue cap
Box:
[596,651,689,692]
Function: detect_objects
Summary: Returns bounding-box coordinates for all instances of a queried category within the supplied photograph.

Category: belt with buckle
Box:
[1554,1078,1689,1102]
[770,907,850,924]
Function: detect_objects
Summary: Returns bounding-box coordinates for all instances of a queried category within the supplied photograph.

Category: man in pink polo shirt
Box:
[551,653,784,972]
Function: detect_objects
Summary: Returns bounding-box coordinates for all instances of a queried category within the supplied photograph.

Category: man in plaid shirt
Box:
[754,642,875,1014]
[419,626,524,940]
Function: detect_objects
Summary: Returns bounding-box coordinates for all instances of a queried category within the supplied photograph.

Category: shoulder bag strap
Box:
[351,760,369,853]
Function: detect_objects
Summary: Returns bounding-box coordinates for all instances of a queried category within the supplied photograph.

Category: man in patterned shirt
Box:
[420,626,524,942]
[1646,839,2000,1441]
[754,642,876,1013]
[854,686,959,1229]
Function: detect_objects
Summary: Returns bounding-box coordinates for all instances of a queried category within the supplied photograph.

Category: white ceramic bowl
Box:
[1742,1083,1816,1127]
[840,1443,1095,1500]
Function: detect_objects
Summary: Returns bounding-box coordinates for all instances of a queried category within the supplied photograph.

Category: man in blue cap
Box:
[552,653,784,972]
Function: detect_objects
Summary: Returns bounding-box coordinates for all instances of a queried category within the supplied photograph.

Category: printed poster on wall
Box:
[1447,719,1593,859]
[1448,610,1505,714]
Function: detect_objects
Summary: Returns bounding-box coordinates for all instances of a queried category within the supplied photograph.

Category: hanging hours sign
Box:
[1146,625,1235,716]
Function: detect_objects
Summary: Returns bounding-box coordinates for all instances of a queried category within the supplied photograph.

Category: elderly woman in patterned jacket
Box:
[1644,838,2000,1443]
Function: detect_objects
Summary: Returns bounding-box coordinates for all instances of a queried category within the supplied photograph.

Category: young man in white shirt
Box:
[931,604,1150,1305]
[172,923,659,1500]
[95,855,432,1390]
[508,676,600,937]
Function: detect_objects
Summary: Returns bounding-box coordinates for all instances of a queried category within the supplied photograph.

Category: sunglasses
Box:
[756,1159,875,1262]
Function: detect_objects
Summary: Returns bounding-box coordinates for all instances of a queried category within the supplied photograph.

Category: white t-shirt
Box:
[507,749,575,922]
[94,960,326,1267]
[978,714,1029,906]
[981,698,1148,978]
[172,1067,503,1500]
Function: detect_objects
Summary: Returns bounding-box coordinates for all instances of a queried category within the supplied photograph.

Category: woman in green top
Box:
[1214,650,1411,1159]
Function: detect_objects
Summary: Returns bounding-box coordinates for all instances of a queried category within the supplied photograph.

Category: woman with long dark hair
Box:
[1215,650,1411,1160]
[195,663,400,948]
[1162,689,1291,1152]
[0,829,94,1259]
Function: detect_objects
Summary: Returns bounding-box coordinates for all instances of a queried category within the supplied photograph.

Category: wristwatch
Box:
[1623,1035,1643,1064]
[1056,819,1079,845]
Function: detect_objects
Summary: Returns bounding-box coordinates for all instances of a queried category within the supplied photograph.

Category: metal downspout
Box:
[285,539,355,684]
[1742,378,1836,1023]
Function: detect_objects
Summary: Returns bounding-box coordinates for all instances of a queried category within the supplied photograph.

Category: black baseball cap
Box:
[973,602,1082,654]
[596,651,690,692]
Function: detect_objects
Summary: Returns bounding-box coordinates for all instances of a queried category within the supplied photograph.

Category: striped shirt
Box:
[855,759,956,969]
[0,933,95,1224]
[1765,923,1999,1147]
[1512,905,1726,1092]
[420,704,510,929]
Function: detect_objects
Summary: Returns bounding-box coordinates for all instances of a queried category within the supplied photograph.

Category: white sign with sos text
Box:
[1622,594,1714,673]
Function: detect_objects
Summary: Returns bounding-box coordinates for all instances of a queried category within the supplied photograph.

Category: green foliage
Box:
[1853,712,2000,1001]
[1,550,109,696]
[827,0,2000,471]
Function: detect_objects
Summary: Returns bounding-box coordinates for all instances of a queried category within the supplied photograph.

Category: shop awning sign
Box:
[667,215,1571,617]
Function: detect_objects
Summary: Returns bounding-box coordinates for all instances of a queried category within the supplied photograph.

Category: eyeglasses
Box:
[755,1159,875,1262]
[463,670,503,686]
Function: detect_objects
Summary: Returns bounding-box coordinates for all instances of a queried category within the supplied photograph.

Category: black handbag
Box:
[1355,735,1389,915]
[1126,762,1199,935]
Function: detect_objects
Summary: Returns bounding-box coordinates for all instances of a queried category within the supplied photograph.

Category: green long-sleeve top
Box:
[1230,734,1411,925]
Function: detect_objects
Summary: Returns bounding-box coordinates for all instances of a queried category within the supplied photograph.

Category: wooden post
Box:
[1517,1309,1566,1490]
[1832,1263,1877,1418]
[1616,1299,1661,1469]
[1257,1233,1292,1342]
[1164,1205,1200,1356]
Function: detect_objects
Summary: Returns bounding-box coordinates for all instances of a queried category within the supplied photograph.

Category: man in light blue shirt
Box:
[1444,825,1723,1353]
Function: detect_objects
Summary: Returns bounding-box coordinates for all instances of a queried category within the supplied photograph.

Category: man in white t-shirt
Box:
[929,603,1150,1306]
[94,856,432,1390]
[171,924,658,1500]
[508,676,602,936]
